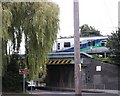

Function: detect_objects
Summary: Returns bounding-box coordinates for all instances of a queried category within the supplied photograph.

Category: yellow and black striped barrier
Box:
[47,59,72,64]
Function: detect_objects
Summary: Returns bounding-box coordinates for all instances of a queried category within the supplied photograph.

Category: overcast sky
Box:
[53,0,120,37]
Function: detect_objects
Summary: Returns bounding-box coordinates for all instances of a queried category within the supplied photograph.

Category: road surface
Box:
[28,89,119,96]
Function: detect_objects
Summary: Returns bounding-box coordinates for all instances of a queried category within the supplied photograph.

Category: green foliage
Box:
[2,54,23,92]
[80,24,102,37]
[93,54,115,64]
[106,28,120,64]
[2,2,59,80]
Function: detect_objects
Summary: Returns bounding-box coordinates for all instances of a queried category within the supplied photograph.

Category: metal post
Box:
[31,80,33,94]
[23,74,26,93]
[73,0,82,95]
[104,52,107,58]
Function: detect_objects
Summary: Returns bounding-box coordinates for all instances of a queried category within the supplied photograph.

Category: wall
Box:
[46,58,119,90]
[84,59,119,90]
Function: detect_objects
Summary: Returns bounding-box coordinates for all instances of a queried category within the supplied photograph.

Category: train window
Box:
[92,41,95,46]
[88,41,91,46]
[64,42,71,47]
[80,44,82,48]
[101,40,107,46]
[57,43,60,50]
[101,42,105,46]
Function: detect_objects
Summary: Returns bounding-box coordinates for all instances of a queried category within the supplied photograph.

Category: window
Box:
[80,44,82,48]
[80,42,82,48]
[101,42,105,46]
[64,42,71,47]
[101,40,107,46]
[57,43,60,50]
[92,41,96,46]
[88,41,91,46]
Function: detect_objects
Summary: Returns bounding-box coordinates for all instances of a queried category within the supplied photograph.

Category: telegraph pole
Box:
[73,0,82,95]
[118,1,120,28]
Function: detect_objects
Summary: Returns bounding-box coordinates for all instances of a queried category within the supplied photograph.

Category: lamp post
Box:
[73,0,82,95]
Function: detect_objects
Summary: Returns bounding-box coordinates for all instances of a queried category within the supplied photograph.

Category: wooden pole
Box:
[73,0,82,95]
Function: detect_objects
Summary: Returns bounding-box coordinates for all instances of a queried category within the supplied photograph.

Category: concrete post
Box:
[118,1,120,28]
[73,0,82,95]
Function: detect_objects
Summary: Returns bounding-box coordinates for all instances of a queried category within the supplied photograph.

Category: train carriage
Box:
[52,36,109,57]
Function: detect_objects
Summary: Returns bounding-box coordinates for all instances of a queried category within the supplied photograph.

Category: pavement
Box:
[1,89,119,96]
[83,89,120,95]
[36,86,120,95]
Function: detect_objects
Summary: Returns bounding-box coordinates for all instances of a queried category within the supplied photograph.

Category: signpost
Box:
[19,60,29,93]
[19,69,29,74]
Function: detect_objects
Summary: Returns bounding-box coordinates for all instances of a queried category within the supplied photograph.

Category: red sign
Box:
[19,69,29,74]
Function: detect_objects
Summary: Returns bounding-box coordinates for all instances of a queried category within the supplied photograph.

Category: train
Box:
[52,36,109,57]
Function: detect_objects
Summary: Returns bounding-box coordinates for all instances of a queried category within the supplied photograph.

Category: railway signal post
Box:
[73,0,82,95]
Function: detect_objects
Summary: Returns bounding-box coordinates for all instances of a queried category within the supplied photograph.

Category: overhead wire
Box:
[103,0,115,28]
[104,0,120,44]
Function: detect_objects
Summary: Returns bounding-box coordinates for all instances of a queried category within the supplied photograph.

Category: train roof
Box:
[58,36,108,39]
[57,36,108,42]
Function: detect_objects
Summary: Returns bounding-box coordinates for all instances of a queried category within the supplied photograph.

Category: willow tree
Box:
[2,2,59,79]
[2,3,13,75]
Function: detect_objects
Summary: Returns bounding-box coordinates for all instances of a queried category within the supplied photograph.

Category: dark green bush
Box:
[2,54,24,92]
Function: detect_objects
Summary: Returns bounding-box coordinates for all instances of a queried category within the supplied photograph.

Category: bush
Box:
[2,54,23,92]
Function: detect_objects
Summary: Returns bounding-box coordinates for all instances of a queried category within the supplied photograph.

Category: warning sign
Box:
[19,69,29,74]
[47,59,72,64]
